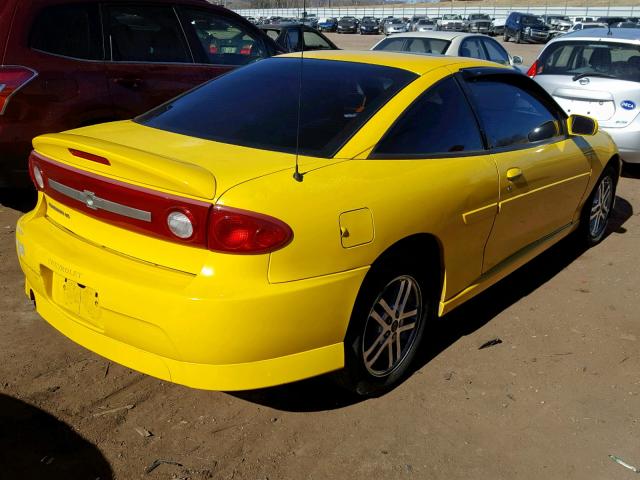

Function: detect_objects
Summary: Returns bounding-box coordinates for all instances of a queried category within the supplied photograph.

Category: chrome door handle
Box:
[506,167,523,181]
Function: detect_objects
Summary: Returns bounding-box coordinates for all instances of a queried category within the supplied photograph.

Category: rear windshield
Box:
[538,41,640,83]
[373,37,450,55]
[137,58,416,157]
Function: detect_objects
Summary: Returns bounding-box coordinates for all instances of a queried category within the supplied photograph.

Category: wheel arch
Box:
[360,233,445,304]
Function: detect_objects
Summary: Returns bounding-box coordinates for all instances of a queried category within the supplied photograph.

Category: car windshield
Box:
[417,19,433,25]
[373,37,450,55]
[538,41,640,83]
[137,58,416,157]
[390,19,403,24]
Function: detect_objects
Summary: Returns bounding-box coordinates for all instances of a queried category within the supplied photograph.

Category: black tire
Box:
[578,164,617,247]
[335,258,436,396]
[515,31,522,43]
[503,32,509,42]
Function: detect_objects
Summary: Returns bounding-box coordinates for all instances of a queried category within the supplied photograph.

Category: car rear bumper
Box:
[604,122,640,164]
[16,198,368,390]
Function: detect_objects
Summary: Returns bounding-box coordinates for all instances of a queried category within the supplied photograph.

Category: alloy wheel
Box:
[361,275,423,377]
[589,175,614,240]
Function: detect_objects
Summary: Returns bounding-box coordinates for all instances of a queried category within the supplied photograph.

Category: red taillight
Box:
[31,152,293,254]
[208,206,293,254]
[240,44,253,55]
[527,60,540,78]
[209,45,218,54]
[0,66,37,115]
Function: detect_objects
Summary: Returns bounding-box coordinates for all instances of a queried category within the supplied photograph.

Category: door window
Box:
[481,39,510,65]
[106,5,191,63]
[303,31,331,50]
[373,77,484,157]
[466,79,562,149]
[30,4,102,60]
[181,8,266,65]
[459,38,486,60]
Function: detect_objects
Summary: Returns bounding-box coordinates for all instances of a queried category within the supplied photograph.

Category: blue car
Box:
[318,17,338,32]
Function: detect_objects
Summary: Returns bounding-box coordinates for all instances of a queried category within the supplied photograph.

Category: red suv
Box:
[0,0,280,187]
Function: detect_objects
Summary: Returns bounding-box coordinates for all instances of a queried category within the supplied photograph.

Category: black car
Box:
[259,24,338,52]
[337,16,359,34]
[504,12,550,43]
[360,17,378,34]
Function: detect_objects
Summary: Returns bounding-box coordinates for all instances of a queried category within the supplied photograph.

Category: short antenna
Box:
[293,0,306,182]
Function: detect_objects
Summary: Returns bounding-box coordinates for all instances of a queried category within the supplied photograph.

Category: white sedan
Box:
[371,31,523,68]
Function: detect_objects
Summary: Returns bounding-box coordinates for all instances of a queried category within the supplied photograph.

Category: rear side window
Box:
[303,31,332,50]
[107,5,191,63]
[466,79,562,149]
[373,77,484,157]
[30,4,102,60]
[138,58,416,157]
[538,41,640,83]
[180,8,266,65]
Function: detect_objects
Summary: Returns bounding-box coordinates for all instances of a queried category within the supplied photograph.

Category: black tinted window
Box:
[138,58,416,157]
[107,6,191,63]
[466,79,561,148]
[374,77,484,157]
[30,4,102,60]
[374,37,449,54]
[181,8,266,65]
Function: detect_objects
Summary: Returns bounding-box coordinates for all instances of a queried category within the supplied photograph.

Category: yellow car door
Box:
[366,75,500,300]
[461,72,592,272]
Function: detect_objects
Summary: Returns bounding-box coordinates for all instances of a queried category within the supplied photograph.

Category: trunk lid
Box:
[538,75,640,128]
[35,120,300,200]
[32,120,300,272]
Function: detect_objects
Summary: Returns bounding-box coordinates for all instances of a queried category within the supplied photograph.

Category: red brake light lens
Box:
[69,148,111,165]
[527,60,540,78]
[0,66,37,115]
[208,206,293,254]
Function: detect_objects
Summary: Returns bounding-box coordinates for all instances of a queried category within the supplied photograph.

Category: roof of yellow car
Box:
[278,50,507,75]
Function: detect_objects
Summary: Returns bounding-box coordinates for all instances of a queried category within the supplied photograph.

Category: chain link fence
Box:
[235,4,639,20]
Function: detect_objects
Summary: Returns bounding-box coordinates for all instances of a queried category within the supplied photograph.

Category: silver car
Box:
[384,18,408,35]
[371,32,523,68]
[531,28,640,163]
[414,18,436,32]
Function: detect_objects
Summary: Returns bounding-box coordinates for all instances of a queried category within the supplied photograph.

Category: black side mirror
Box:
[568,114,598,136]
[528,120,559,143]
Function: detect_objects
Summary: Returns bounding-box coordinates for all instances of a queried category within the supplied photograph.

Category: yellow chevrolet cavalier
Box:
[17,51,619,396]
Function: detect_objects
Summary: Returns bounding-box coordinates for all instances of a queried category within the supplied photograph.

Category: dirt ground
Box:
[1,38,640,480]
